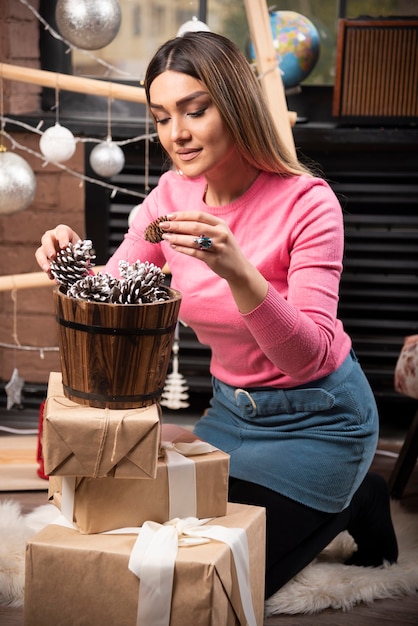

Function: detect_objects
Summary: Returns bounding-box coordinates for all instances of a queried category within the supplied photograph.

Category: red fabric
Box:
[36,400,48,480]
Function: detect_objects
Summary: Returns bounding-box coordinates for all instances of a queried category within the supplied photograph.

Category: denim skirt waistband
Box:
[212,349,357,419]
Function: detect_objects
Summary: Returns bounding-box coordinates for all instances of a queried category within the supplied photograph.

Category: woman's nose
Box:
[171,119,190,142]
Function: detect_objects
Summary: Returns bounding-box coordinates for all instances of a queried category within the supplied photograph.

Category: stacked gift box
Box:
[24,371,266,625]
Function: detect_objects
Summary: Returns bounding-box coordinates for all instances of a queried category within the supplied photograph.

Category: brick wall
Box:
[0,1,86,386]
[1,0,41,114]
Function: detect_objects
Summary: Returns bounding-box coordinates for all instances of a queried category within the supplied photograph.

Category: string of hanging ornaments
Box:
[0,0,213,216]
[0,0,151,217]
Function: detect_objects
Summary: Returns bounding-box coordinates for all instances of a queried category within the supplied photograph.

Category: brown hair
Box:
[144,31,312,177]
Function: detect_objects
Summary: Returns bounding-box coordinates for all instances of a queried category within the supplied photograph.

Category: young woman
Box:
[36,31,398,598]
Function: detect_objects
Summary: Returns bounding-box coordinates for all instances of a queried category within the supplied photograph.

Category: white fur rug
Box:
[265,499,418,615]
[1,499,417,613]
[0,501,58,607]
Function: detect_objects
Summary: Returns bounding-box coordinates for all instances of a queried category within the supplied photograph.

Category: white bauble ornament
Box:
[39,123,76,163]
[0,151,36,215]
[56,0,121,50]
[177,16,210,36]
[89,140,125,178]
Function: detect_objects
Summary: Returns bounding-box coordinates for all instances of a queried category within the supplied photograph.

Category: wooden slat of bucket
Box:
[54,287,182,409]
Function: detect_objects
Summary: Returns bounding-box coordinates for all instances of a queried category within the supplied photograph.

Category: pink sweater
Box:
[106,170,351,388]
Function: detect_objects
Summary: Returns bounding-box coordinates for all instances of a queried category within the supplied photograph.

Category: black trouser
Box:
[228,472,398,599]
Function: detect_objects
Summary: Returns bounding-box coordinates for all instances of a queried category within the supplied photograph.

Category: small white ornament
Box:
[89,139,125,178]
[5,368,25,410]
[56,0,122,50]
[39,123,76,163]
[160,323,190,410]
[0,151,36,215]
[177,16,211,36]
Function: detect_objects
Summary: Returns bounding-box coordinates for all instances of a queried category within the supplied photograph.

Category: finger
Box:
[162,211,220,231]
[39,231,61,261]
[35,246,54,275]
[54,225,81,249]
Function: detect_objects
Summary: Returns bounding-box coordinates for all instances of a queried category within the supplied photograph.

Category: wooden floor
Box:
[0,426,417,625]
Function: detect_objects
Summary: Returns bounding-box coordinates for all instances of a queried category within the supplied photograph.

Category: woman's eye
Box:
[155,117,170,125]
[187,107,207,118]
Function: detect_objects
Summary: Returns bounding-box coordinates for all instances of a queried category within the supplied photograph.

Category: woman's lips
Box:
[177,149,201,161]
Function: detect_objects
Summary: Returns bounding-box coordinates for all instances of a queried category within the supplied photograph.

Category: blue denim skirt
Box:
[193,350,379,513]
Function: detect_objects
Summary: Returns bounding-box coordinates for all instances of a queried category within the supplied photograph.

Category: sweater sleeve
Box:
[241,182,346,380]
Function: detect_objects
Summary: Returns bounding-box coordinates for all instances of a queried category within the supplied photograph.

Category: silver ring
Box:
[193,235,212,250]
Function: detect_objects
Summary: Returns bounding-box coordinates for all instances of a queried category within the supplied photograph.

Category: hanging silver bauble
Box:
[89,140,125,178]
[0,151,36,215]
[56,0,122,50]
[39,123,77,163]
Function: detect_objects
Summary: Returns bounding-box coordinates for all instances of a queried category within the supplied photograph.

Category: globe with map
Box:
[249,11,320,89]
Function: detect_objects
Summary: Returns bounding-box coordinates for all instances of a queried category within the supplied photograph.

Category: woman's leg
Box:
[228,472,398,599]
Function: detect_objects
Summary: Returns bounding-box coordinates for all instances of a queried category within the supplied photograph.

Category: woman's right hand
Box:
[35,224,81,278]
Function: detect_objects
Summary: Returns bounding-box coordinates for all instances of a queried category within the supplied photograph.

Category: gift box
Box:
[24,502,266,626]
[48,425,230,533]
[43,372,161,479]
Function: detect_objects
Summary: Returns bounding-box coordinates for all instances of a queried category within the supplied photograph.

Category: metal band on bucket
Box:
[62,383,164,404]
[56,317,177,336]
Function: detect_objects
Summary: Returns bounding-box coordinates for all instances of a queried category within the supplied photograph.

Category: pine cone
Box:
[143,215,169,243]
[68,273,117,302]
[112,260,169,304]
[50,240,96,289]
[118,260,165,286]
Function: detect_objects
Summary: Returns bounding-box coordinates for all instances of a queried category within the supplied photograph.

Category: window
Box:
[40,0,417,113]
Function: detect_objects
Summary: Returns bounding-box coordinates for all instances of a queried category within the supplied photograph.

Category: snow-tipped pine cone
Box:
[67,273,118,302]
[112,260,169,304]
[51,240,96,288]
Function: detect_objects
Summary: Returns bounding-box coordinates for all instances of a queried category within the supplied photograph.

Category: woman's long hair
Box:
[144,31,312,177]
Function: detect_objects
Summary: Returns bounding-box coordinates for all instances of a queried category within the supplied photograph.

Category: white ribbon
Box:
[128,516,257,626]
[61,476,76,523]
[160,439,218,520]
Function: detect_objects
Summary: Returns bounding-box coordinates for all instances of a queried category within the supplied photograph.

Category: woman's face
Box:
[148,70,236,179]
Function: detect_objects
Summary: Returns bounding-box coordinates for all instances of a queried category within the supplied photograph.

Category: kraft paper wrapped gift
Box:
[24,502,266,626]
[43,372,161,479]
[48,426,230,533]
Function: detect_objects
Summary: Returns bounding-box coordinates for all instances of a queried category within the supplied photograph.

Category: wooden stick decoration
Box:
[243,0,296,156]
[0,62,146,104]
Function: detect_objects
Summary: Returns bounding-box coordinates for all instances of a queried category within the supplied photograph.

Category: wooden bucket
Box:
[53,286,182,409]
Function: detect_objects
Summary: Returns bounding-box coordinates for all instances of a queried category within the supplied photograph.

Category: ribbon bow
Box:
[128,516,257,626]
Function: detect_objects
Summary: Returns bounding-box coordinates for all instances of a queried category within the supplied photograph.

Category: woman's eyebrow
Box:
[149,90,209,110]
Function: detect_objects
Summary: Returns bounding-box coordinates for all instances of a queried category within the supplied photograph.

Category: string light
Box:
[0,341,59,356]
[2,117,156,200]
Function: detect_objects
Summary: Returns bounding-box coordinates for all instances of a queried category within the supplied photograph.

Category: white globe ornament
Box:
[0,151,36,215]
[40,123,76,163]
[177,16,210,36]
[56,0,122,50]
[89,140,125,178]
